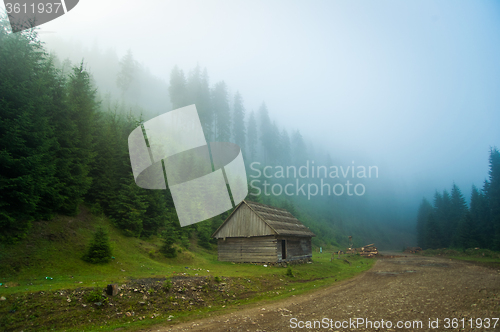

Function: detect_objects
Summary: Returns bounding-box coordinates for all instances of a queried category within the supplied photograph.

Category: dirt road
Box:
[146,253,499,331]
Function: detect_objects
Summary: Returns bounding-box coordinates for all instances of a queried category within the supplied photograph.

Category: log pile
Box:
[346,243,378,257]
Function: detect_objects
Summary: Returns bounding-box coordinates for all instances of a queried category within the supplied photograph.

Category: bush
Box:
[163,279,172,292]
[82,228,112,264]
[86,288,104,303]
[286,266,294,277]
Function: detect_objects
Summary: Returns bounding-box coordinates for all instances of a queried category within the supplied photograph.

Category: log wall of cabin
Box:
[277,237,312,261]
[217,236,278,262]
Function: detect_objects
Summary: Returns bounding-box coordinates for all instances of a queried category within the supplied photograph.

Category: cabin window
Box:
[281,240,286,259]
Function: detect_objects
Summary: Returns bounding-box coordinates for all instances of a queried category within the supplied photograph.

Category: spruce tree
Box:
[416,198,433,248]
[160,223,178,258]
[470,185,492,248]
[246,111,258,161]
[168,66,188,109]
[434,190,452,247]
[449,183,468,243]
[486,147,500,249]
[280,129,292,165]
[258,103,272,162]
[187,66,212,140]
[425,213,442,249]
[212,81,231,142]
[232,91,246,150]
[116,49,138,98]
[55,63,98,215]
[291,130,307,166]
[453,212,480,250]
[82,227,113,264]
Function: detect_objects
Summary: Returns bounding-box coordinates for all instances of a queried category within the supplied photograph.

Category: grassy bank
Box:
[0,208,375,331]
[419,248,500,266]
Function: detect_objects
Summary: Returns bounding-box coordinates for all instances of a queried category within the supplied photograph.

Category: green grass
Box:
[420,248,500,266]
[0,207,375,331]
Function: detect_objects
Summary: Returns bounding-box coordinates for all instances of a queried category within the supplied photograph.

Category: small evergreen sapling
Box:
[82,228,113,263]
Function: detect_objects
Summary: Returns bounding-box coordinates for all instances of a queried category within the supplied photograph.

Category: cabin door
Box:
[281,240,286,259]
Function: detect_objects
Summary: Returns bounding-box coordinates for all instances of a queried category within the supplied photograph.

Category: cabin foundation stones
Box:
[212,200,316,263]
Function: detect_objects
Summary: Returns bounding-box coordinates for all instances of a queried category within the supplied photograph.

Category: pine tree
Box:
[116,49,138,98]
[486,147,500,249]
[416,198,433,248]
[212,81,231,142]
[258,103,272,162]
[246,111,258,161]
[425,213,442,249]
[470,185,492,248]
[434,190,452,247]
[142,190,168,238]
[160,223,178,258]
[449,183,468,244]
[168,65,188,109]
[109,177,148,237]
[82,227,113,264]
[187,66,212,140]
[196,220,212,249]
[279,129,292,165]
[291,130,307,166]
[55,63,98,215]
[269,121,280,163]
[453,212,480,250]
[232,91,246,150]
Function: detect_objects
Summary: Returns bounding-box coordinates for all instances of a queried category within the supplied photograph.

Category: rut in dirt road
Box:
[146,254,500,332]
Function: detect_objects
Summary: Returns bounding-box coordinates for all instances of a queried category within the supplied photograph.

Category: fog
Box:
[13,0,500,245]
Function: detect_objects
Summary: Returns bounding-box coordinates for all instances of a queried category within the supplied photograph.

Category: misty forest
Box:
[1,1,500,330]
[2,16,500,252]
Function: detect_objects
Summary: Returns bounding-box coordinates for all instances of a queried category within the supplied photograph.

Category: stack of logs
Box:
[346,243,378,257]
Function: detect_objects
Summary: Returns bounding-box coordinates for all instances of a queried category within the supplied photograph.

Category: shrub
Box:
[286,266,294,277]
[82,228,112,264]
[86,288,104,303]
[214,276,222,283]
[163,279,173,292]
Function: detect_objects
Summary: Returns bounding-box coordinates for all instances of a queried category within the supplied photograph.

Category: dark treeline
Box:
[0,22,313,250]
[0,21,199,251]
[416,148,500,250]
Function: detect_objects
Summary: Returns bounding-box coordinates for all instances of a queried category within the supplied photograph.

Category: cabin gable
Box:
[213,203,275,238]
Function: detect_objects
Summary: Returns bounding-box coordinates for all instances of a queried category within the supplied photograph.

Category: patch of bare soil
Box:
[146,253,500,332]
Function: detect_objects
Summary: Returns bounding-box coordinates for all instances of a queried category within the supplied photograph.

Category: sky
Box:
[4,0,500,210]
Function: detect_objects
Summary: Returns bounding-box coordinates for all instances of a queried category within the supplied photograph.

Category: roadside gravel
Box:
[145,253,500,332]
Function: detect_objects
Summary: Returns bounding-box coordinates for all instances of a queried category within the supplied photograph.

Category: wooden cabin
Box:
[212,200,316,263]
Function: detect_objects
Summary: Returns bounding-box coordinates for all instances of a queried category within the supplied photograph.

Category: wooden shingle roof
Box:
[212,200,316,238]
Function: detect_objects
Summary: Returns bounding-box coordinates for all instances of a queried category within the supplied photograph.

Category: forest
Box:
[1,18,414,252]
[416,147,500,251]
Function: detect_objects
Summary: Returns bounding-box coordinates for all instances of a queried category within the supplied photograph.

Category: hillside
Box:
[0,206,374,331]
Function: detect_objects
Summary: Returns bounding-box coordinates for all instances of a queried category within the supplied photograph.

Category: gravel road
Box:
[145,253,500,331]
